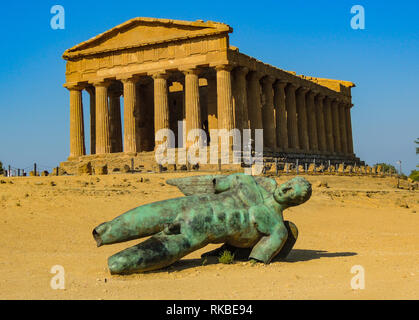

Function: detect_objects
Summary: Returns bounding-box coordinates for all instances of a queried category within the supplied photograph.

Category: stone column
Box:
[94,82,111,154]
[184,68,202,146]
[315,93,327,153]
[233,67,249,131]
[86,87,96,155]
[331,99,342,154]
[345,103,354,155]
[246,71,263,132]
[296,87,309,152]
[323,96,335,154]
[122,78,138,153]
[109,89,123,153]
[273,81,288,151]
[339,101,348,155]
[216,65,234,131]
[285,83,299,151]
[68,86,86,158]
[153,73,170,148]
[261,76,276,150]
[306,91,318,152]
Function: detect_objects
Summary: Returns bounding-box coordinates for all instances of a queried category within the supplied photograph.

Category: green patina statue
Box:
[92,173,312,274]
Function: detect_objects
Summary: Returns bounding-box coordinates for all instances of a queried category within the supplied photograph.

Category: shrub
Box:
[218,250,235,264]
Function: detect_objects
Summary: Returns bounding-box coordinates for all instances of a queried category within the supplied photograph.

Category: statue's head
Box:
[274,177,312,208]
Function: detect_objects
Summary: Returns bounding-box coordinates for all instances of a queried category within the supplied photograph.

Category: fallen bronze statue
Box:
[92,173,312,274]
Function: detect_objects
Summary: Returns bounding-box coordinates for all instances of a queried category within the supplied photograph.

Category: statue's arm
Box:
[249,206,288,264]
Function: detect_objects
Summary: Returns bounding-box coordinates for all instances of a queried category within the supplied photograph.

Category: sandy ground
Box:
[0,172,418,300]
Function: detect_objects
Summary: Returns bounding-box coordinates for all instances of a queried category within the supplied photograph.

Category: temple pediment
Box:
[63,17,232,60]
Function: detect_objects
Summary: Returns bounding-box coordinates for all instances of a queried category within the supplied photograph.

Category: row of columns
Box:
[231,67,354,156]
[68,64,236,158]
[68,64,354,159]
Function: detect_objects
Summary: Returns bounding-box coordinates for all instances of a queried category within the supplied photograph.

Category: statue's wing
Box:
[167,174,278,196]
[166,175,225,196]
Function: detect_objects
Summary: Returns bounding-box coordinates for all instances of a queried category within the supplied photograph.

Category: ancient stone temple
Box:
[60,17,361,173]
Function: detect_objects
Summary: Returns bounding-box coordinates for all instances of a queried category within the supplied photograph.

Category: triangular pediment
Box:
[63,17,232,59]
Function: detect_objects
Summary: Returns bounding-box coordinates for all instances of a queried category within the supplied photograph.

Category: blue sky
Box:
[0,0,418,173]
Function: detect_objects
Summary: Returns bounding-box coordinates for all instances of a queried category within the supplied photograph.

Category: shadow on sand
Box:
[276,249,357,263]
[150,249,357,274]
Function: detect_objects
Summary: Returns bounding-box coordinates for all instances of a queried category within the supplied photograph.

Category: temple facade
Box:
[61,17,360,173]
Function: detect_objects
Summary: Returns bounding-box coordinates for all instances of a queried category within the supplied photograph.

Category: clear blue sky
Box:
[0,0,418,173]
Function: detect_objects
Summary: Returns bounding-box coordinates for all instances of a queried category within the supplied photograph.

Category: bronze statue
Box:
[92,173,312,274]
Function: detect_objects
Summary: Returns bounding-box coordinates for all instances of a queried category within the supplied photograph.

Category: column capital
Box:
[92,80,112,88]
[151,72,169,80]
[182,68,201,76]
[233,66,249,77]
[296,86,310,94]
[247,70,263,81]
[323,95,334,103]
[307,90,318,98]
[273,80,287,89]
[285,82,298,91]
[65,83,84,91]
[261,75,275,85]
[215,64,234,72]
[120,76,139,84]
[315,93,326,100]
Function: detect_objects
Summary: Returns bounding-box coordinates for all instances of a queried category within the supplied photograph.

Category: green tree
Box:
[0,161,4,175]
[416,138,419,155]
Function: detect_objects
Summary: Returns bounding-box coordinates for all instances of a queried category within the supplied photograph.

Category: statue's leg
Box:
[107,230,208,274]
[92,198,185,247]
[275,221,298,260]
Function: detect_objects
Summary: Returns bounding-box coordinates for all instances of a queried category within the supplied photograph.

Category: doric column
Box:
[246,71,263,131]
[122,77,137,153]
[94,81,111,154]
[135,83,144,152]
[68,86,86,158]
[86,87,96,155]
[306,91,319,152]
[273,81,288,151]
[109,88,123,153]
[323,96,335,154]
[261,76,276,150]
[315,93,327,153]
[331,99,342,154]
[153,72,170,147]
[184,68,202,146]
[296,87,309,152]
[233,67,249,131]
[339,101,348,155]
[285,83,299,150]
[216,65,234,131]
[345,103,354,155]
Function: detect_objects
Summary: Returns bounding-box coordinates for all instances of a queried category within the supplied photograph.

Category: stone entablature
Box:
[62,17,359,167]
